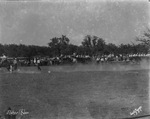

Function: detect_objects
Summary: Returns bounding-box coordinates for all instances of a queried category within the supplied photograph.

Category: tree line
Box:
[0,29,149,58]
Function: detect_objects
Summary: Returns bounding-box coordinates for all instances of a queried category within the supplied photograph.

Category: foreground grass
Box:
[0,64,149,119]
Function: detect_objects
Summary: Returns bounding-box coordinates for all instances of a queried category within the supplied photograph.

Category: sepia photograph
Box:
[0,0,150,119]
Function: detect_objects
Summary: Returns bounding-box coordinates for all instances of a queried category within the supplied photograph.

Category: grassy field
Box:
[0,63,149,119]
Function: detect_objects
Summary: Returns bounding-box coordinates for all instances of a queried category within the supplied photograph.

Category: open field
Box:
[0,62,149,119]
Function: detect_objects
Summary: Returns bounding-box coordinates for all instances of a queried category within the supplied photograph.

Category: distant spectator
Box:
[101,57,104,62]
[33,58,37,65]
[96,57,100,64]
[72,58,77,63]
[13,58,17,70]
[37,59,41,71]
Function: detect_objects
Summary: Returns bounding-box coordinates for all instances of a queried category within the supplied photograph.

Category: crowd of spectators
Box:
[1,53,149,68]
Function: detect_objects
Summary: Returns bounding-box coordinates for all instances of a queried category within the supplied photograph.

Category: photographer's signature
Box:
[6,109,29,116]
[130,106,142,116]
[0,108,29,119]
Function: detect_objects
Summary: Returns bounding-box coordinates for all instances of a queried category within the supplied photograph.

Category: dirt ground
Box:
[0,63,149,119]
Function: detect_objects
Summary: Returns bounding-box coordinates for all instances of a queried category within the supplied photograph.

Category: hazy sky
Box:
[0,0,149,46]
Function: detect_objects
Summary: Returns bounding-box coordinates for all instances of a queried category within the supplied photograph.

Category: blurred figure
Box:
[33,57,37,66]
[115,55,119,61]
[37,58,41,71]
[96,57,100,64]
[100,57,104,63]
[13,58,17,70]
[4,58,11,71]
[72,57,77,63]
[9,65,13,73]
